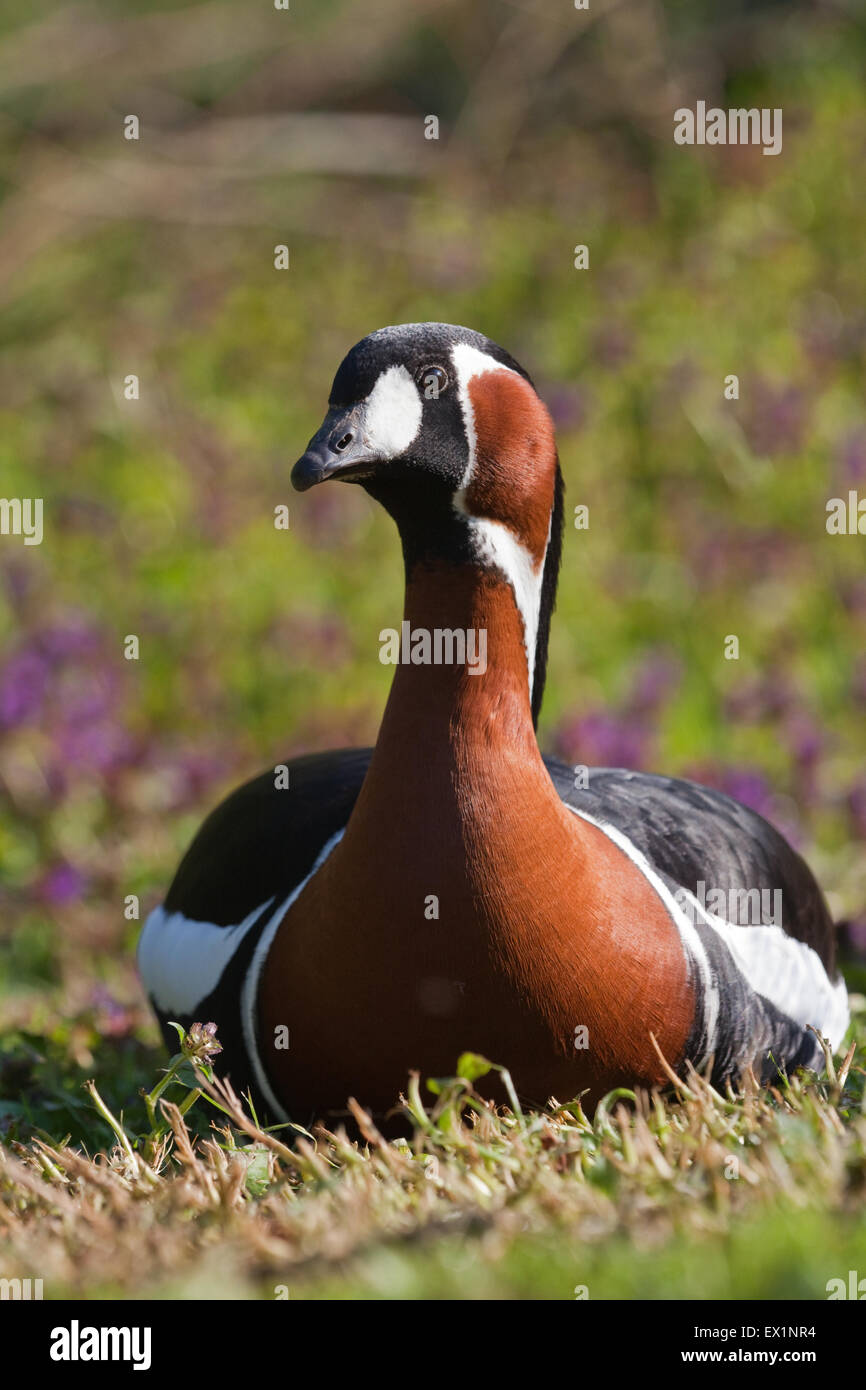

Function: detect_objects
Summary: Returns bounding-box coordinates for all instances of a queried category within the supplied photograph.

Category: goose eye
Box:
[416,364,449,399]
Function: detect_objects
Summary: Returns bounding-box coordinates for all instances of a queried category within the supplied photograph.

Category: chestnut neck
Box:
[261,522,696,1110]
[370,558,543,775]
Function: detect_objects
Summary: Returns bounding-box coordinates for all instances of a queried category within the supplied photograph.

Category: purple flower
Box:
[841,918,866,958]
[593,324,633,370]
[58,669,120,723]
[38,617,102,662]
[628,652,681,718]
[802,299,866,365]
[847,782,866,841]
[556,710,648,770]
[784,714,824,770]
[836,429,866,489]
[37,862,87,906]
[0,648,51,727]
[1,559,35,613]
[688,764,805,847]
[89,986,134,1037]
[178,749,224,802]
[303,485,361,548]
[743,380,809,458]
[851,659,866,706]
[691,764,775,820]
[542,384,589,432]
[271,612,351,668]
[183,1021,223,1062]
[722,769,774,816]
[724,675,794,723]
[57,719,136,774]
[838,577,866,617]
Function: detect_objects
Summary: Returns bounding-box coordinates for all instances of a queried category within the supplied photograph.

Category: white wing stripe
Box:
[565,803,719,1062]
[138,827,346,1124]
[138,899,270,1016]
[676,884,850,1051]
[563,803,849,1056]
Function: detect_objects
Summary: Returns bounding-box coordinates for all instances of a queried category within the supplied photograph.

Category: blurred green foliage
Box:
[2,1,865,1015]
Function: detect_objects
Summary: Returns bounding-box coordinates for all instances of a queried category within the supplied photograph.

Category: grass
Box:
[1,1013,864,1300]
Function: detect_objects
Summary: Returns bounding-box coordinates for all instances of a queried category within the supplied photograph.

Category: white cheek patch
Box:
[451,340,546,698]
[362,364,422,458]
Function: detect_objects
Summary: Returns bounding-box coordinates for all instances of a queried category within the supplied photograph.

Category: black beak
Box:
[291,406,376,492]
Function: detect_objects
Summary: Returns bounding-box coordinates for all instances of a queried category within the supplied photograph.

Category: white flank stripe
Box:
[138,898,271,1016]
[564,803,719,1063]
[138,827,346,1125]
[677,886,850,1051]
[564,803,850,1057]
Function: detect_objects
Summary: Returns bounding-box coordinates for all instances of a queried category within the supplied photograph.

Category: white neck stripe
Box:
[450,341,549,700]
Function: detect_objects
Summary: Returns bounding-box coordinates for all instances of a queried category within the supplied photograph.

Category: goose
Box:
[138,322,850,1125]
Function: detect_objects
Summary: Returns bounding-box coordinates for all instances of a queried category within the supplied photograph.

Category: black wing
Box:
[163,747,373,924]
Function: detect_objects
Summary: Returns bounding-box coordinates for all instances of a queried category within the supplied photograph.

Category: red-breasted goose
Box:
[138,322,849,1124]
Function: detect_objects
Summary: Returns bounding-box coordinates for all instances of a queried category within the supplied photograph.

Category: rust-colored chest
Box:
[257,573,693,1121]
